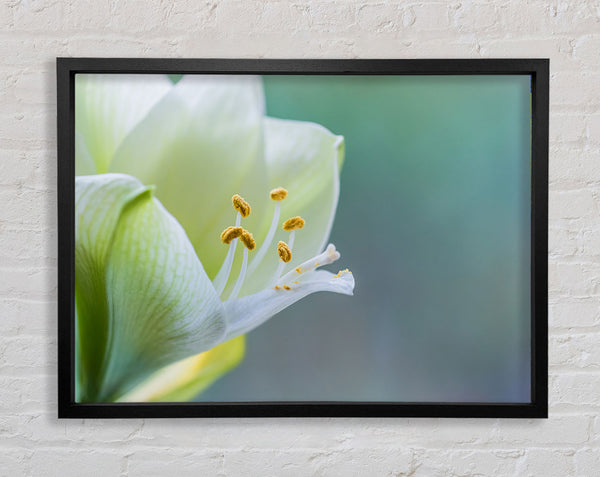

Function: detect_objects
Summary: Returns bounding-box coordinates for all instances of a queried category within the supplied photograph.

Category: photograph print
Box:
[70,66,537,410]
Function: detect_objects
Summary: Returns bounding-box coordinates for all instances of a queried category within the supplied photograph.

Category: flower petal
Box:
[75,131,97,176]
[76,173,226,402]
[116,336,245,402]
[109,75,270,280]
[75,74,172,174]
[223,269,354,341]
[75,173,149,401]
[243,117,345,295]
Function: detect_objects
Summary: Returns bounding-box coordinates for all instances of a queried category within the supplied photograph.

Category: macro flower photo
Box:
[74,74,354,402]
[73,71,533,406]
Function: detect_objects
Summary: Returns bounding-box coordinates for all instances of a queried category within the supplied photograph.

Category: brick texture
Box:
[0,0,599,475]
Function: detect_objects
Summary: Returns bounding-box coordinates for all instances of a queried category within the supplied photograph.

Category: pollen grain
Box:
[333,268,351,278]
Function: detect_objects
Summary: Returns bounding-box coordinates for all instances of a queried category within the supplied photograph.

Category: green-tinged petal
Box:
[76,173,226,402]
[75,131,97,175]
[117,336,245,402]
[75,74,172,174]
[242,117,345,295]
[75,173,149,401]
[109,75,270,280]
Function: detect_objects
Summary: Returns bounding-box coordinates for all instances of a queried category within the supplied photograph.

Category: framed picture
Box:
[57,58,548,418]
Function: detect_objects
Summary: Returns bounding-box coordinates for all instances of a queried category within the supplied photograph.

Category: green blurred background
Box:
[200,75,532,403]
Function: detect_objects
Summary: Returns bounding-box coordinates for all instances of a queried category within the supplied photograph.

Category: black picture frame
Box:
[57,58,548,419]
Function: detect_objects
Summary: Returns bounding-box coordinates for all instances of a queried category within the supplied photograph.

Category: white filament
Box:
[248,201,280,275]
[212,212,241,297]
[229,247,248,300]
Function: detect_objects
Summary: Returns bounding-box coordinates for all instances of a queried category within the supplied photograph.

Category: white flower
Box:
[75,75,354,402]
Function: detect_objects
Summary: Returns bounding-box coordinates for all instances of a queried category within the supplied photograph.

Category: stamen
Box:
[274,231,295,283]
[277,241,292,263]
[282,216,305,231]
[279,244,340,285]
[283,285,291,290]
[232,194,251,218]
[240,229,256,250]
[213,212,242,296]
[220,226,243,244]
[270,187,288,201]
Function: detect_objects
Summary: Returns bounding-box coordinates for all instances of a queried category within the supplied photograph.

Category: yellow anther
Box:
[283,285,291,290]
[278,241,292,263]
[232,194,251,218]
[274,285,282,290]
[220,226,243,244]
[295,266,302,273]
[270,187,288,201]
[240,229,256,250]
[283,216,305,231]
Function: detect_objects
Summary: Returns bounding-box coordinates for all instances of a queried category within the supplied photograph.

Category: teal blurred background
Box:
[200,75,532,403]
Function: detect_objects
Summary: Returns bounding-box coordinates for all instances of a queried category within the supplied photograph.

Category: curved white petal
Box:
[223,268,354,341]
[76,173,226,402]
[109,75,270,280]
[242,117,345,295]
[75,74,172,174]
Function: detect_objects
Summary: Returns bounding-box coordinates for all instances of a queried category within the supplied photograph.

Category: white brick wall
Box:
[0,0,598,475]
